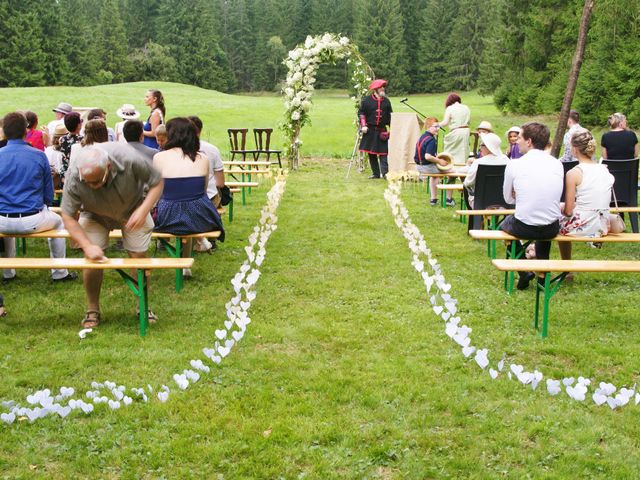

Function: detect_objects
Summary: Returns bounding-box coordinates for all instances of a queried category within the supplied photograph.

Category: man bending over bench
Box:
[501,122,563,290]
[61,145,164,328]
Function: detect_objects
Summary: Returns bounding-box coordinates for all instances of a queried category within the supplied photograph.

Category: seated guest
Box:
[505,126,522,159]
[153,118,224,278]
[501,122,563,289]
[188,115,226,252]
[0,119,6,148]
[559,129,615,260]
[61,145,164,328]
[414,117,450,206]
[123,120,157,163]
[47,102,72,139]
[24,111,48,151]
[69,119,108,169]
[474,121,494,158]
[45,124,67,189]
[601,112,638,160]
[85,109,116,142]
[0,112,77,282]
[559,110,582,163]
[115,104,140,143]
[463,132,508,208]
[59,112,83,179]
[155,124,168,150]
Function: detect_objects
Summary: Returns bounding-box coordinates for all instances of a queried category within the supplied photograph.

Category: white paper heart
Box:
[215,329,227,340]
[546,379,561,396]
[489,369,498,379]
[462,346,476,358]
[1,412,15,424]
[232,330,244,342]
[592,393,607,405]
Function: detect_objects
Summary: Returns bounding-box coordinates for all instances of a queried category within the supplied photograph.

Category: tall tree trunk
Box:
[551,0,595,158]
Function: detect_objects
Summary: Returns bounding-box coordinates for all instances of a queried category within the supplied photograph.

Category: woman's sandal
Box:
[0,306,6,318]
[135,308,158,324]
[81,310,101,328]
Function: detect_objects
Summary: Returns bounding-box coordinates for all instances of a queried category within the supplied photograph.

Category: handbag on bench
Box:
[608,188,626,234]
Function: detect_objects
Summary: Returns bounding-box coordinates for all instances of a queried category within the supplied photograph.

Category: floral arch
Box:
[281,33,374,169]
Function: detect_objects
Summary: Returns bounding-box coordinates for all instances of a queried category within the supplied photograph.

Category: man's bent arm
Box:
[62,212,94,251]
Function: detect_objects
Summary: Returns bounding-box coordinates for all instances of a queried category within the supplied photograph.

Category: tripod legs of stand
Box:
[346,130,363,179]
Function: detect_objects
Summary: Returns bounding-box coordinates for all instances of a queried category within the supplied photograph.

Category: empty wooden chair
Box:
[253,128,282,168]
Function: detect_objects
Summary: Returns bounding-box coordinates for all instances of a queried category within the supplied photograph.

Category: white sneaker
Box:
[182,268,192,278]
[194,238,212,252]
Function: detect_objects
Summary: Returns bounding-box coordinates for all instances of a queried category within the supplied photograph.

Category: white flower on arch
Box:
[280,33,373,170]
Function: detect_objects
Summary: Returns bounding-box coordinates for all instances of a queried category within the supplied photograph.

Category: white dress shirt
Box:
[503,149,563,226]
[200,140,224,199]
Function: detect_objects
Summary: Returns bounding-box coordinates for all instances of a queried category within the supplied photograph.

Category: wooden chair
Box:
[253,128,282,168]
[227,128,258,162]
[465,164,512,231]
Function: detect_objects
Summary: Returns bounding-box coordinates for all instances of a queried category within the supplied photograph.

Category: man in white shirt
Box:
[501,122,563,289]
[188,116,226,252]
[559,110,582,163]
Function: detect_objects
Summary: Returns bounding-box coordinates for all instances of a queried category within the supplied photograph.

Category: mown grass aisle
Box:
[1,159,640,478]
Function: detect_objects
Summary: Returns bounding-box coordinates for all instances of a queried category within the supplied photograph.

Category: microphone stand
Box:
[399,98,427,119]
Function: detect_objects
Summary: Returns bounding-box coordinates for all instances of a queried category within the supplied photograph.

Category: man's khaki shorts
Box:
[79,213,154,253]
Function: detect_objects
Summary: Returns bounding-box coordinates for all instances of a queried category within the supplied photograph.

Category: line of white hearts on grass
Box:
[384,180,639,410]
[0,177,287,426]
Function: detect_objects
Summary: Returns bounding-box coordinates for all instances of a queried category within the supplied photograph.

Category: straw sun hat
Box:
[436,152,454,172]
[116,104,140,120]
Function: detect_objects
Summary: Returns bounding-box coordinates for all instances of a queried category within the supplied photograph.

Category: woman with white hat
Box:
[358,79,392,179]
[114,104,140,143]
[463,132,508,208]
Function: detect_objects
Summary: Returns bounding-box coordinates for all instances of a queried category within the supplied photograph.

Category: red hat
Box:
[368,79,388,90]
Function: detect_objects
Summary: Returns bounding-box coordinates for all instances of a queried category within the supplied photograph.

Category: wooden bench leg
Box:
[116,268,150,337]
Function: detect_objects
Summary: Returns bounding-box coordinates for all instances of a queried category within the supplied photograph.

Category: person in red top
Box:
[24,111,47,151]
[358,79,393,179]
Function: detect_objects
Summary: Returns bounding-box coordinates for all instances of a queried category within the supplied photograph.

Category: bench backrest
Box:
[603,158,639,207]
[561,160,579,202]
[468,164,512,230]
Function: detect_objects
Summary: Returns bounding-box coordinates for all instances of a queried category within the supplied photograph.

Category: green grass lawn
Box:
[1,85,639,478]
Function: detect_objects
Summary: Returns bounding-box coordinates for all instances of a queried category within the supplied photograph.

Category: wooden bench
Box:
[226,180,259,207]
[457,207,640,231]
[435,183,466,211]
[470,229,640,292]
[0,257,193,336]
[492,259,640,338]
[0,229,221,292]
[223,161,272,167]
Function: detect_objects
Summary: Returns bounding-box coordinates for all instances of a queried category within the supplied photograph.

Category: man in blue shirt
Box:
[0,112,76,282]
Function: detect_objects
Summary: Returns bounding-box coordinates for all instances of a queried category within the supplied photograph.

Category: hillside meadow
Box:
[0,84,638,478]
